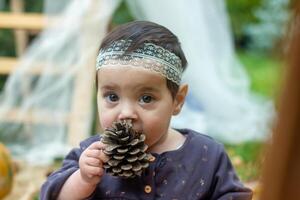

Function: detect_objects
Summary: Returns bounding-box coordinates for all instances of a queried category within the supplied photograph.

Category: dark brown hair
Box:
[96,21,187,98]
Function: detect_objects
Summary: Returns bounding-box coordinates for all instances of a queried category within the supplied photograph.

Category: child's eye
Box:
[104,93,119,102]
[139,95,153,104]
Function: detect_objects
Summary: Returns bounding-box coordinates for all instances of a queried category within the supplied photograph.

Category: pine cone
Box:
[101,120,151,178]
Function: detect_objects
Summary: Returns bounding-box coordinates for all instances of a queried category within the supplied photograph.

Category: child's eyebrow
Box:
[136,86,160,93]
[100,84,118,90]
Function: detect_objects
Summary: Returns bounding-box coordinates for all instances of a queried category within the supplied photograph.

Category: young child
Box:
[40,21,252,200]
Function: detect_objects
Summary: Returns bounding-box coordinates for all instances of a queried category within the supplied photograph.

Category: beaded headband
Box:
[96,40,183,85]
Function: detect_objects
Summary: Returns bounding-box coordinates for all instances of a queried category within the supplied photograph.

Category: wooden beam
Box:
[0,57,18,74]
[0,57,67,75]
[0,108,70,125]
[0,12,45,30]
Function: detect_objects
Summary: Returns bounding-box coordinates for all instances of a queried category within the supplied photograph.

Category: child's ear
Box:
[173,84,188,115]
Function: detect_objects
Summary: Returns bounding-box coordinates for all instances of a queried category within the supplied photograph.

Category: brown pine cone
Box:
[101,120,151,178]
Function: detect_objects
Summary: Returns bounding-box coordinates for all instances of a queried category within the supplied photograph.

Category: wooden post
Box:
[10,0,28,56]
[67,1,103,147]
[68,63,95,147]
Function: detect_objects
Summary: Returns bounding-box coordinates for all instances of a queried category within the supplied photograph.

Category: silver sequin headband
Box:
[96,40,183,85]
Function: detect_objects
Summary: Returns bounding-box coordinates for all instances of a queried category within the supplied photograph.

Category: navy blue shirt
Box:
[40,129,252,200]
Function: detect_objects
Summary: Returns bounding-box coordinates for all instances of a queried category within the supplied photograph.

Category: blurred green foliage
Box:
[226,0,261,48]
[225,142,264,182]
[0,0,43,12]
[238,51,282,98]
[0,29,15,56]
[0,75,8,90]
[226,50,282,182]
[111,1,134,26]
[24,0,43,12]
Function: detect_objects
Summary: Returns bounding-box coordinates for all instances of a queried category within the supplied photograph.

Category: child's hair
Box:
[96,21,187,98]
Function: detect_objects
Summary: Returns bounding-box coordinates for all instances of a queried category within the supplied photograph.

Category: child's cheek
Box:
[99,115,114,129]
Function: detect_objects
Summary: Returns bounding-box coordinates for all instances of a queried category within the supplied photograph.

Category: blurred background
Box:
[0,0,290,199]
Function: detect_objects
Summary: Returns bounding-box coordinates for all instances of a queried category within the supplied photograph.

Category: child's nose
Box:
[118,103,138,121]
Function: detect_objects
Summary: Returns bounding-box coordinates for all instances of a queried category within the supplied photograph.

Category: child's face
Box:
[97,65,185,149]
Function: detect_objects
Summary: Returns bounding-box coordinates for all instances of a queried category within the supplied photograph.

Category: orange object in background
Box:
[0,143,13,199]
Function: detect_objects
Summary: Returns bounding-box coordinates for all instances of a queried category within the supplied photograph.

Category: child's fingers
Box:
[85,149,109,163]
[85,141,109,163]
[85,149,102,158]
[85,165,104,176]
[99,151,109,163]
[87,141,106,150]
[84,157,101,167]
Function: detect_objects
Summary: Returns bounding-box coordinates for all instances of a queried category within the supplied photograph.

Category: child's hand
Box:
[79,141,108,186]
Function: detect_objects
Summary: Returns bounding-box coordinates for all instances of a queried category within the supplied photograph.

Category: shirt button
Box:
[144,185,152,193]
[149,156,156,162]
